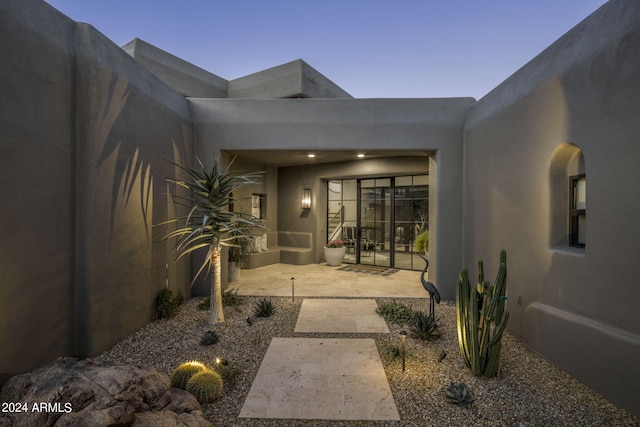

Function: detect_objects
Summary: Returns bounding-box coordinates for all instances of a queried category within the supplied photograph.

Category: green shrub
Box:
[414,230,429,254]
[216,363,240,390]
[197,297,210,311]
[381,342,404,361]
[376,300,414,326]
[200,330,220,346]
[170,361,207,390]
[186,369,223,403]
[253,298,275,317]
[156,288,184,319]
[408,311,441,341]
[196,289,245,312]
[222,288,245,308]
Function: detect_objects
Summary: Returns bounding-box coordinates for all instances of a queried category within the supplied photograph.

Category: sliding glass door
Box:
[327,175,428,270]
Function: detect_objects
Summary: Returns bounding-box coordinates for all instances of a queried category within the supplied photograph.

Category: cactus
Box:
[253,298,275,317]
[444,382,475,405]
[186,369,223,403]
[170,361,207,390]
[456,249,510,377]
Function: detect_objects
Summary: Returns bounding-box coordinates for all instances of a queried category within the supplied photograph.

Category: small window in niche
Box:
[569,175,586,248]
[252,194,266,219]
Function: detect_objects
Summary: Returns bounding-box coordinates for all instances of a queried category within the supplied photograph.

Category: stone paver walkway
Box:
[294,298,390,333]
[239,337,399,421]
[239,297,400,422]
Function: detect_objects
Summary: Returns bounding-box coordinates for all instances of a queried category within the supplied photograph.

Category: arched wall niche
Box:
[549,143,585,249]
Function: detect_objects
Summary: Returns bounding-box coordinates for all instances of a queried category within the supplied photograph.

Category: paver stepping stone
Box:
[239,337,399,421]
[294,298,390,333]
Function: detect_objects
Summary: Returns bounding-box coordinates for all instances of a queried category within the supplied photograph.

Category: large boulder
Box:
[0,358,211,426]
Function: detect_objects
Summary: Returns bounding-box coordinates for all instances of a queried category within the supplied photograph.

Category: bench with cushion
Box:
[244,231,313,268]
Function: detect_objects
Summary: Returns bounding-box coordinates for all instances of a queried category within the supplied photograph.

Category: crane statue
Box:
[418,254,440,318]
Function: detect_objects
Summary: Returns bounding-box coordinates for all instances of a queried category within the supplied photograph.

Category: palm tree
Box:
[159,157,264,324]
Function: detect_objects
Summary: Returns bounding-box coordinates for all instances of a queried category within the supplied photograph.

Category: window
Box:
[550,143,585,249]
[569,175,586,248]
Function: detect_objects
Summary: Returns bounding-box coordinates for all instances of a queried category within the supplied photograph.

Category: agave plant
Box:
[444,382,475,405]
[158,157,264,324]
[253,298,275,317]
[408,310,441,341]
[200,330,220,346]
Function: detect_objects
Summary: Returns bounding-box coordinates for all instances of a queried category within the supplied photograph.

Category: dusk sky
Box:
[43,0,608,99]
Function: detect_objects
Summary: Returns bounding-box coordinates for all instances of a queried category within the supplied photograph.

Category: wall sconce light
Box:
[301,189,312,209]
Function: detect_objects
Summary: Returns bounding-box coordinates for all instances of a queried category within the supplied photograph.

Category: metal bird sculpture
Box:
[418,254,441,318]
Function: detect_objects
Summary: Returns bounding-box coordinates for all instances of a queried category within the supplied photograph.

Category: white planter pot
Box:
[324,246,346,266]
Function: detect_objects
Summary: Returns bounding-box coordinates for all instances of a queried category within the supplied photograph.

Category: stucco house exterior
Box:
[1,0,639,416]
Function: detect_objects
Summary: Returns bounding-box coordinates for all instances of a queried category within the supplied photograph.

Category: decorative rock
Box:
[0,357,211,427]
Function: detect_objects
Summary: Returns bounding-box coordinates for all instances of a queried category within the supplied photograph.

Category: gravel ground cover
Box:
[97,296,639,426]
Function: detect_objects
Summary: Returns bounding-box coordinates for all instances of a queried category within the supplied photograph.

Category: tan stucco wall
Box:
[463,0,640,415]
[0,0,75,382]
[0,0,194,382]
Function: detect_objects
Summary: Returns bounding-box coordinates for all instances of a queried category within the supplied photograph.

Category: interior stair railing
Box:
[327,206,345,242]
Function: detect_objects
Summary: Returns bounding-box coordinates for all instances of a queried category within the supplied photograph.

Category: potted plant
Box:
[324,240,346,266]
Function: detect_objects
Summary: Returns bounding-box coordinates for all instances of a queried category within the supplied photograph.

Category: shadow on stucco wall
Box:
[0,0,194,384]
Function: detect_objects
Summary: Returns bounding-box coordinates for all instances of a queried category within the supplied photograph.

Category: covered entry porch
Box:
[191,97,473,300]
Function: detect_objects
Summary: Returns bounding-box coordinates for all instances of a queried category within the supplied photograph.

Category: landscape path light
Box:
[399,330,408,373]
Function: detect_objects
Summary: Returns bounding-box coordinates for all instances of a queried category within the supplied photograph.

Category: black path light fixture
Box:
[301,188,312,209]
[291,277,295,301]
[399,330,408,373]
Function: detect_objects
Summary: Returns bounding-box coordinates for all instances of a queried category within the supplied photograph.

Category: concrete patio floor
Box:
[229,263,428,298]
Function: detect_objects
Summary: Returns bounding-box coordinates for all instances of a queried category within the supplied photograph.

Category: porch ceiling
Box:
[224,150,431,167]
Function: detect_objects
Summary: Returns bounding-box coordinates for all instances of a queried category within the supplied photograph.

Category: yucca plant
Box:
[158,157,264,324]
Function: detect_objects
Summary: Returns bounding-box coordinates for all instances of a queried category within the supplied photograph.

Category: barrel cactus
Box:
[456,249,510,377]
[170,361,207,390]
[186,369,224,403]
